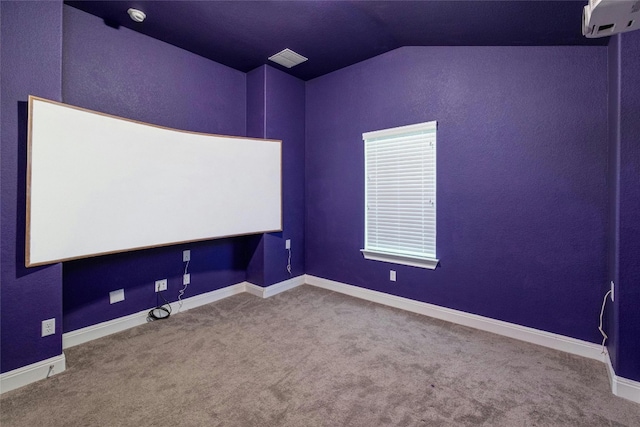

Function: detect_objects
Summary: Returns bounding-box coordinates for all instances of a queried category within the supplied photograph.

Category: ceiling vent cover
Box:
[268,48,308,68]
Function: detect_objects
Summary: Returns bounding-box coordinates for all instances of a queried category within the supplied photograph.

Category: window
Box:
[361,121,438,269]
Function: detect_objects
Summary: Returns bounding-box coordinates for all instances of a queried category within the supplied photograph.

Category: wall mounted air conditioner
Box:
[583,0,640,38]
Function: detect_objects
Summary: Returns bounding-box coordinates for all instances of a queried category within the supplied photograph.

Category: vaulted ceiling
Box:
[66,1,607,81]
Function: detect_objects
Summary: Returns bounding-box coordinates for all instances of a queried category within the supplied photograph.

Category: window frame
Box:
[361,121,439,270]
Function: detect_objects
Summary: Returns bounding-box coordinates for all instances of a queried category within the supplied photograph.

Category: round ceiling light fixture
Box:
[127,8,146,23]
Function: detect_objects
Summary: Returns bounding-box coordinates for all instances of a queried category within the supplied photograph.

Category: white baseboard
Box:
[303,275,640,403]
[62,309,150,350]
[63,282,248,349]
[63,276,306,349]
[245,282,265,298]
[9,274,638,404]
[11,278,306,394]
[246,275,306,298]
[606,353,640,403]
[0,354,66,394]
[174,282,249,313]
[304,275,603,361]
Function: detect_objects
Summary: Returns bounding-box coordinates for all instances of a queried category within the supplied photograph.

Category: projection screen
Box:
[26,96,282,267]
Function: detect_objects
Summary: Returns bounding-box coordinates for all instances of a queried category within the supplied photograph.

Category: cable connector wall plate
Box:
[155,279,167,292]
[109,289,125,303]
[611,281,615,302]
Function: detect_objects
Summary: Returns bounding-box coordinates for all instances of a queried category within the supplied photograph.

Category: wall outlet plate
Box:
[611,281,615,302]
[41,318,55,337]
[390,270,397,282]
[155,279,168,292]
[183,274,190,285]
[183,250,190,262]
[109,289,125,304]
[285,239,291,249]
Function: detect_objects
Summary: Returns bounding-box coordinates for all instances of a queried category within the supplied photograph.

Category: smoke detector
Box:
[268,49,308,68]
[127,8,146,23]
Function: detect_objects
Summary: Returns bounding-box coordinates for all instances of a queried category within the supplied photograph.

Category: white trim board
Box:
[246,275,306,298]
[63,276,305,349]
[4,277,305,394]
[7,273,637,404]
[63,282,249,349]
[0,354,66,394]
[303,274,640,403]
[304,275,603,360]
[606,352,640,403]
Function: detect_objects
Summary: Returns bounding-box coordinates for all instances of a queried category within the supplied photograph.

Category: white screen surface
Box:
[27,96,281,266]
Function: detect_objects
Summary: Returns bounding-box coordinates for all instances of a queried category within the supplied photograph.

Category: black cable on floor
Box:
[148,290,172,321]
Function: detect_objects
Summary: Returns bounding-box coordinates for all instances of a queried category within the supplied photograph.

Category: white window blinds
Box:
[361,121,438,269]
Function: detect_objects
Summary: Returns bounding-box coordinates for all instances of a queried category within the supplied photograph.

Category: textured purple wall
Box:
[247,67,266,139]
[263,66,306,285]
[306,46,608,343]
[1,1,64,373]
[245,67,267,286]
[606,35,621,373]
[3,2,632,386]
[62,6,245,135]
[616,30,640,381]
[61,5,248,332]
[246,66,306,286]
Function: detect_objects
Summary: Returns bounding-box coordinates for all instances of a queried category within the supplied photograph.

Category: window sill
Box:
[361,250,439,270]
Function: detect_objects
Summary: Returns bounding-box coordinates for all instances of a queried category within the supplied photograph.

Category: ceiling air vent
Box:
[268,48,308,68]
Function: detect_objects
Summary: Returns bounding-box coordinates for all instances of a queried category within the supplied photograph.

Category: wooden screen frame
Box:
[26,96,282,267]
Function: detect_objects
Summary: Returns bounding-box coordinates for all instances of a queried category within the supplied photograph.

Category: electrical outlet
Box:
[109,289,125,304]
[611,281,615,302]
[183,250,190,262]
[41,318,55,337]
[183,273,190,285]
[285,239,291,249]
[155,279,168,292]
[390,270,396,282]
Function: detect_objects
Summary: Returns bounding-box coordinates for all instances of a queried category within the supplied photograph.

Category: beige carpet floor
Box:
[1,285,638,426]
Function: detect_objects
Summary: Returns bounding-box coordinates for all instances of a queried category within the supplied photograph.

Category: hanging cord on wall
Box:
[287,247,292,276]
[177,259,190,312]
[148,289,171,321]
[598,289,613,355]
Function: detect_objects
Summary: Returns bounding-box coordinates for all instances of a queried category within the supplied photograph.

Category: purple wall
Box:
[2,2,635,385]
[606,35,621,374]
[306,46,609,343]
[616,30,640,381]
[246,67,267,286]
[62,6,245,137]
[247,67,267,139]
[61,5,248,332]
[1,1,64,373]
[246,66,306,286]
[263,66,306,285]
